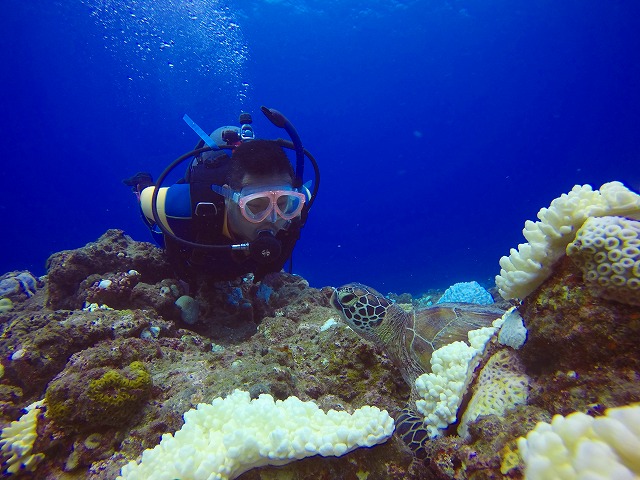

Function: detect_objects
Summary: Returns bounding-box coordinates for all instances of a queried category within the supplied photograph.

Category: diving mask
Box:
[212,184,306,224]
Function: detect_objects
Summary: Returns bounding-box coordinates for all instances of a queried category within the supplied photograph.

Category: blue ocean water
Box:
[2,0,639,295]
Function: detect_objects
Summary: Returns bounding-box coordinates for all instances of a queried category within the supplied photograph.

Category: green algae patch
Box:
[46,361,152,431]
[0,297,13,313]
[88,361,151,406]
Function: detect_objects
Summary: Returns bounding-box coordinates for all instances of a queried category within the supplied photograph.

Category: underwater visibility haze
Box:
[2,2,640,479]
[3,0,640,294]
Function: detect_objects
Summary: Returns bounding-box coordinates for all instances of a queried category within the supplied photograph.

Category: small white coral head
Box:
[0,400,46,475]
[518,404,640,480]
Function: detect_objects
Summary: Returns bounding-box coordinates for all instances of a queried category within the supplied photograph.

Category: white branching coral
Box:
[518,404,640,480]
[496,181,640,300]
[0,400,46,475]
[118,390,395,480]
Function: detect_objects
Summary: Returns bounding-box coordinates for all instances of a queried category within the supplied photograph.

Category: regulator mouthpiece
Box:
[249,231,282,264]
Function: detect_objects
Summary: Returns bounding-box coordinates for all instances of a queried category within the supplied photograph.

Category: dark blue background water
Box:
[3,0,639,295]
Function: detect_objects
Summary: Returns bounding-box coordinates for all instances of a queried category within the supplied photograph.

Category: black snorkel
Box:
[260,106,305,184]
[150,106,319,264]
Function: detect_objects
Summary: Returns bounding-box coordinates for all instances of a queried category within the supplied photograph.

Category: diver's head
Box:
[228,140,295,188]
[224,140,303,242]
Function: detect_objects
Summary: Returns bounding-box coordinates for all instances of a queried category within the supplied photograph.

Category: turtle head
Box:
[331,283,393,343]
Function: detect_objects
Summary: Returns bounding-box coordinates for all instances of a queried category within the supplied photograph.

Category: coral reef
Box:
[496,306,527,349]
[45,229,174,310]
[0,220,638,479]
[0,298,12,314]
[496,181,640,300]
[118,389,395,479]
[412,241,638,478]
[457,349,529,439]
[0,232,414,479]
[83,270,143,310]
[566,215,640,306]
[436,281,494,305]
[402,254,639,479]
[518,404,640,479]
[413,324,499,438]
[46,358,152,430]
[0,271,38,300]
[174,295,199,324]
[0,400,46,474]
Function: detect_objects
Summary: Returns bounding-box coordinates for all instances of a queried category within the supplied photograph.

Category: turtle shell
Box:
[400,303,504,383]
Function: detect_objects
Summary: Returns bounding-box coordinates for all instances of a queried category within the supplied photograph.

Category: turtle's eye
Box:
[339,293,357,306]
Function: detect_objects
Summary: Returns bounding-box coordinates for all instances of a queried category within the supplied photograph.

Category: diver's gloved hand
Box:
[122,172,154,192]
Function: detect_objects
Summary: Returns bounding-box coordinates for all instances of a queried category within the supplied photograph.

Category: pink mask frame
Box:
[237,189,306,223]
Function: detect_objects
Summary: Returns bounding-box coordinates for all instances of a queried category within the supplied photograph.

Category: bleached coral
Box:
[414,324,498,437]
[517,404,640,480]
[0,272,37,299]
[118,389,395,480]
[457,349,529,439]
[566,216,640,306]
[496,181,640,301]
[436,281,494,305]
[0,400,46,475]
[497,307,527,349]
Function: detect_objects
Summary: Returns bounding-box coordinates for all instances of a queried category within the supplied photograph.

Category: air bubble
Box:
[81,0,248,104]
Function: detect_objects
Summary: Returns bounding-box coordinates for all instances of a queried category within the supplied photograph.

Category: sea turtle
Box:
[331,283,505,456]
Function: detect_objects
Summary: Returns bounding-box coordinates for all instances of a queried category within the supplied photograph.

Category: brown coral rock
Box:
[46,229,173,310]
[518,255,640,420]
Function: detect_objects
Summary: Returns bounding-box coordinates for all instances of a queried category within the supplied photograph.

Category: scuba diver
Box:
[123,106,320,284]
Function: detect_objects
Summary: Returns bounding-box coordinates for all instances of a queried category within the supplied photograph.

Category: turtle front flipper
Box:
[396,407,430,460]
